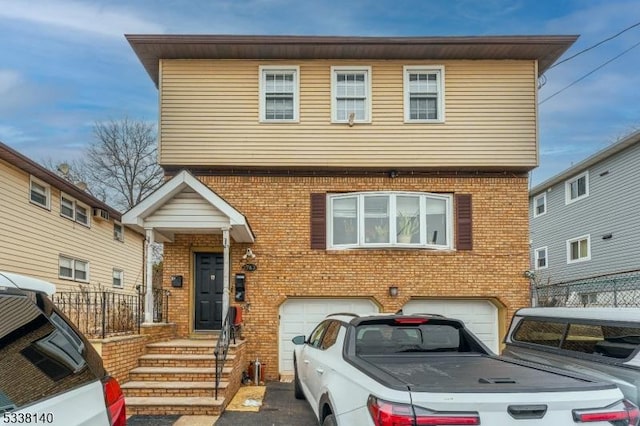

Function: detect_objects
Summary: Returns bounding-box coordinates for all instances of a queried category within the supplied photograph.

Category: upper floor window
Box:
[112,269,124,288]
[59,256,89,282]
[259,66,299,122]
[331,66,371,123]
[535,247,548,270]
[29,176,50,209]
[567,235,590,263]
[533,193,546,217]
[565,171,589,204]
[328,191,452,249]
[114,222,124,242]
[60,193,90,227]
[404,66,444,122]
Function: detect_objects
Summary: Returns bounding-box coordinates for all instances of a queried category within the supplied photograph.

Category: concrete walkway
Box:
[126,381,316,426]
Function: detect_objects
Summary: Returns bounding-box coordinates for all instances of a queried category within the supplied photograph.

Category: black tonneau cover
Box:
[350,353,616,393]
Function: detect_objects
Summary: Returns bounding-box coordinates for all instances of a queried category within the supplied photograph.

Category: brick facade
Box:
[163,175,531,380]
[92,323,177,383]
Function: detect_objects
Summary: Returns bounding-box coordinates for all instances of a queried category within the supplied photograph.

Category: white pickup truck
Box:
[292,313,639,426]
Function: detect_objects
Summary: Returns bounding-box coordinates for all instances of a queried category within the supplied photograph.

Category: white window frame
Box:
[259,65,300,123]
[565,171,589,204]
[60,194,75,220]
[331,66,372,124]
[566,234,591,264]
[59,255,90,282]
[29,176,50,210]
[112,269,124,288]
[59,193,90,227]
[327,191,453,250]
[534,246,548,270]
[533,193,547,218]
[74,203,89,227]
[403,65,445,123]
[114,222,124,242]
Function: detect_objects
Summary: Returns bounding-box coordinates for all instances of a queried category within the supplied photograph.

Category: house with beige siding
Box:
[121,34,576,414]
[0,141,144,294]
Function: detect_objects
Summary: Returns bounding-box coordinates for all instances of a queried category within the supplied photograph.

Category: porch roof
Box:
[122,170,254,243]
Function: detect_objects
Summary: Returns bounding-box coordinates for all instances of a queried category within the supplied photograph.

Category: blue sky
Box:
[0,0,639,186]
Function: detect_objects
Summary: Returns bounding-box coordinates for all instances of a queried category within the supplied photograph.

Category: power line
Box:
[550,20,640,69]
[539,39,640,105]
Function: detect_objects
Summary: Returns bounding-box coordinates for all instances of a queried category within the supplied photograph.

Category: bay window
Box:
[328,191,452,249]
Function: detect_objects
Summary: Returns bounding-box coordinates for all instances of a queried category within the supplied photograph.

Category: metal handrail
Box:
[214,308,238,399]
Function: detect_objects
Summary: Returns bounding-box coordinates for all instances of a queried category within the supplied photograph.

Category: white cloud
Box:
[0,69,22,94]
[0,124,35,144]
[0,0,164,38]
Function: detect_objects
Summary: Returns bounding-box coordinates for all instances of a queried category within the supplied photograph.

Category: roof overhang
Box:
[0,141,122,221]
[122,170,255,243]
[126,34,578,87]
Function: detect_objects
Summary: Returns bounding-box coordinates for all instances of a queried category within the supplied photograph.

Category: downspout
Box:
[144,228,155,323]
[222,227,230,322]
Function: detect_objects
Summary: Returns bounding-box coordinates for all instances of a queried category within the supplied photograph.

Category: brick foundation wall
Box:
[93,335,147,384]
[140,322,177,344]
[163,175,530,380]
[222,341,247,410]
[91,323,176,384]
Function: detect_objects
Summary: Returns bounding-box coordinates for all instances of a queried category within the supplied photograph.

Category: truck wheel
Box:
[294,362,305,400]
[322,414,337,426]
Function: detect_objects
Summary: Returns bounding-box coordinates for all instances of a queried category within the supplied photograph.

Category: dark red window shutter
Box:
[310,193,326,249]
[455,194,473,251]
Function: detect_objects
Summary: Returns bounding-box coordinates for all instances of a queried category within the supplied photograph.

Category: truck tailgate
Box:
[364,354,623,424]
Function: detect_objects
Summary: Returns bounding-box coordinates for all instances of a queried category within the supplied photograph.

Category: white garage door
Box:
[279,298,379,374]
[402,299,499,353]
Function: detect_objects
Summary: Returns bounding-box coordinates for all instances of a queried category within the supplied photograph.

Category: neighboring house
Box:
[123,34,576,379]
[0,141,145,294]
[529,129,640,306]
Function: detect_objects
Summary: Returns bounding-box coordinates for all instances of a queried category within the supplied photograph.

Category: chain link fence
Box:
[534,270,640,308]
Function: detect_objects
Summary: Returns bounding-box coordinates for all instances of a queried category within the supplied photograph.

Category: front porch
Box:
[117,170,255,416]
[122,170,255,339]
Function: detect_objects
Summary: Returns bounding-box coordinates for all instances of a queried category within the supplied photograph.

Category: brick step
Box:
[138,353,236,368]
[125,396,225,416]
[121,381,228,398]
[145,339,216,355]
[129,366,232,382]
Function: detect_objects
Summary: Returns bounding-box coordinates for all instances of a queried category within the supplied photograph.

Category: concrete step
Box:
[121,380,228,398]
[129,366,232,382]
[145,339,216,355]
[138,353,235,368]
[125,396,225,416]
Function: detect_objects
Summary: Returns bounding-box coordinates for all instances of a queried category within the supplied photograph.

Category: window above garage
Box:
[323,191,454,250]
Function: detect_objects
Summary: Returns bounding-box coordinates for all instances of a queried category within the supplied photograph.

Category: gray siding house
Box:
[529,130,640,306]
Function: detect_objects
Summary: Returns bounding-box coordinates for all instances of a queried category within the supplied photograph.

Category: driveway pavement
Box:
[126,381,317,426]
[215,381,317,426]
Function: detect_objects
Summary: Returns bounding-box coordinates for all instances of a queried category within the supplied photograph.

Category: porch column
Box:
[144,228,155,324]
[222,227,230,322]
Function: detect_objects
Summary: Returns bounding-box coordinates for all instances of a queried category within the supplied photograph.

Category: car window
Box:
[563,323,640,360]
[0,292,100,413]
[513,319,566,348]
[308,321,329,348]
[320,321,342,350]
[355,323,460,355]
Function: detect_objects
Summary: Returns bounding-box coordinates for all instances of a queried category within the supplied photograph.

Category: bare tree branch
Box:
[41,117,163,212]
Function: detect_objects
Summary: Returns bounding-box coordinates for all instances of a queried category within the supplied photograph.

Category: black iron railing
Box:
[214,308,237,399]
[52,287,170,339]
[152,288,170,322]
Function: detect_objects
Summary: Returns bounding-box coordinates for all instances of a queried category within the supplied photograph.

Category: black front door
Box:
[194,253,224,330]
